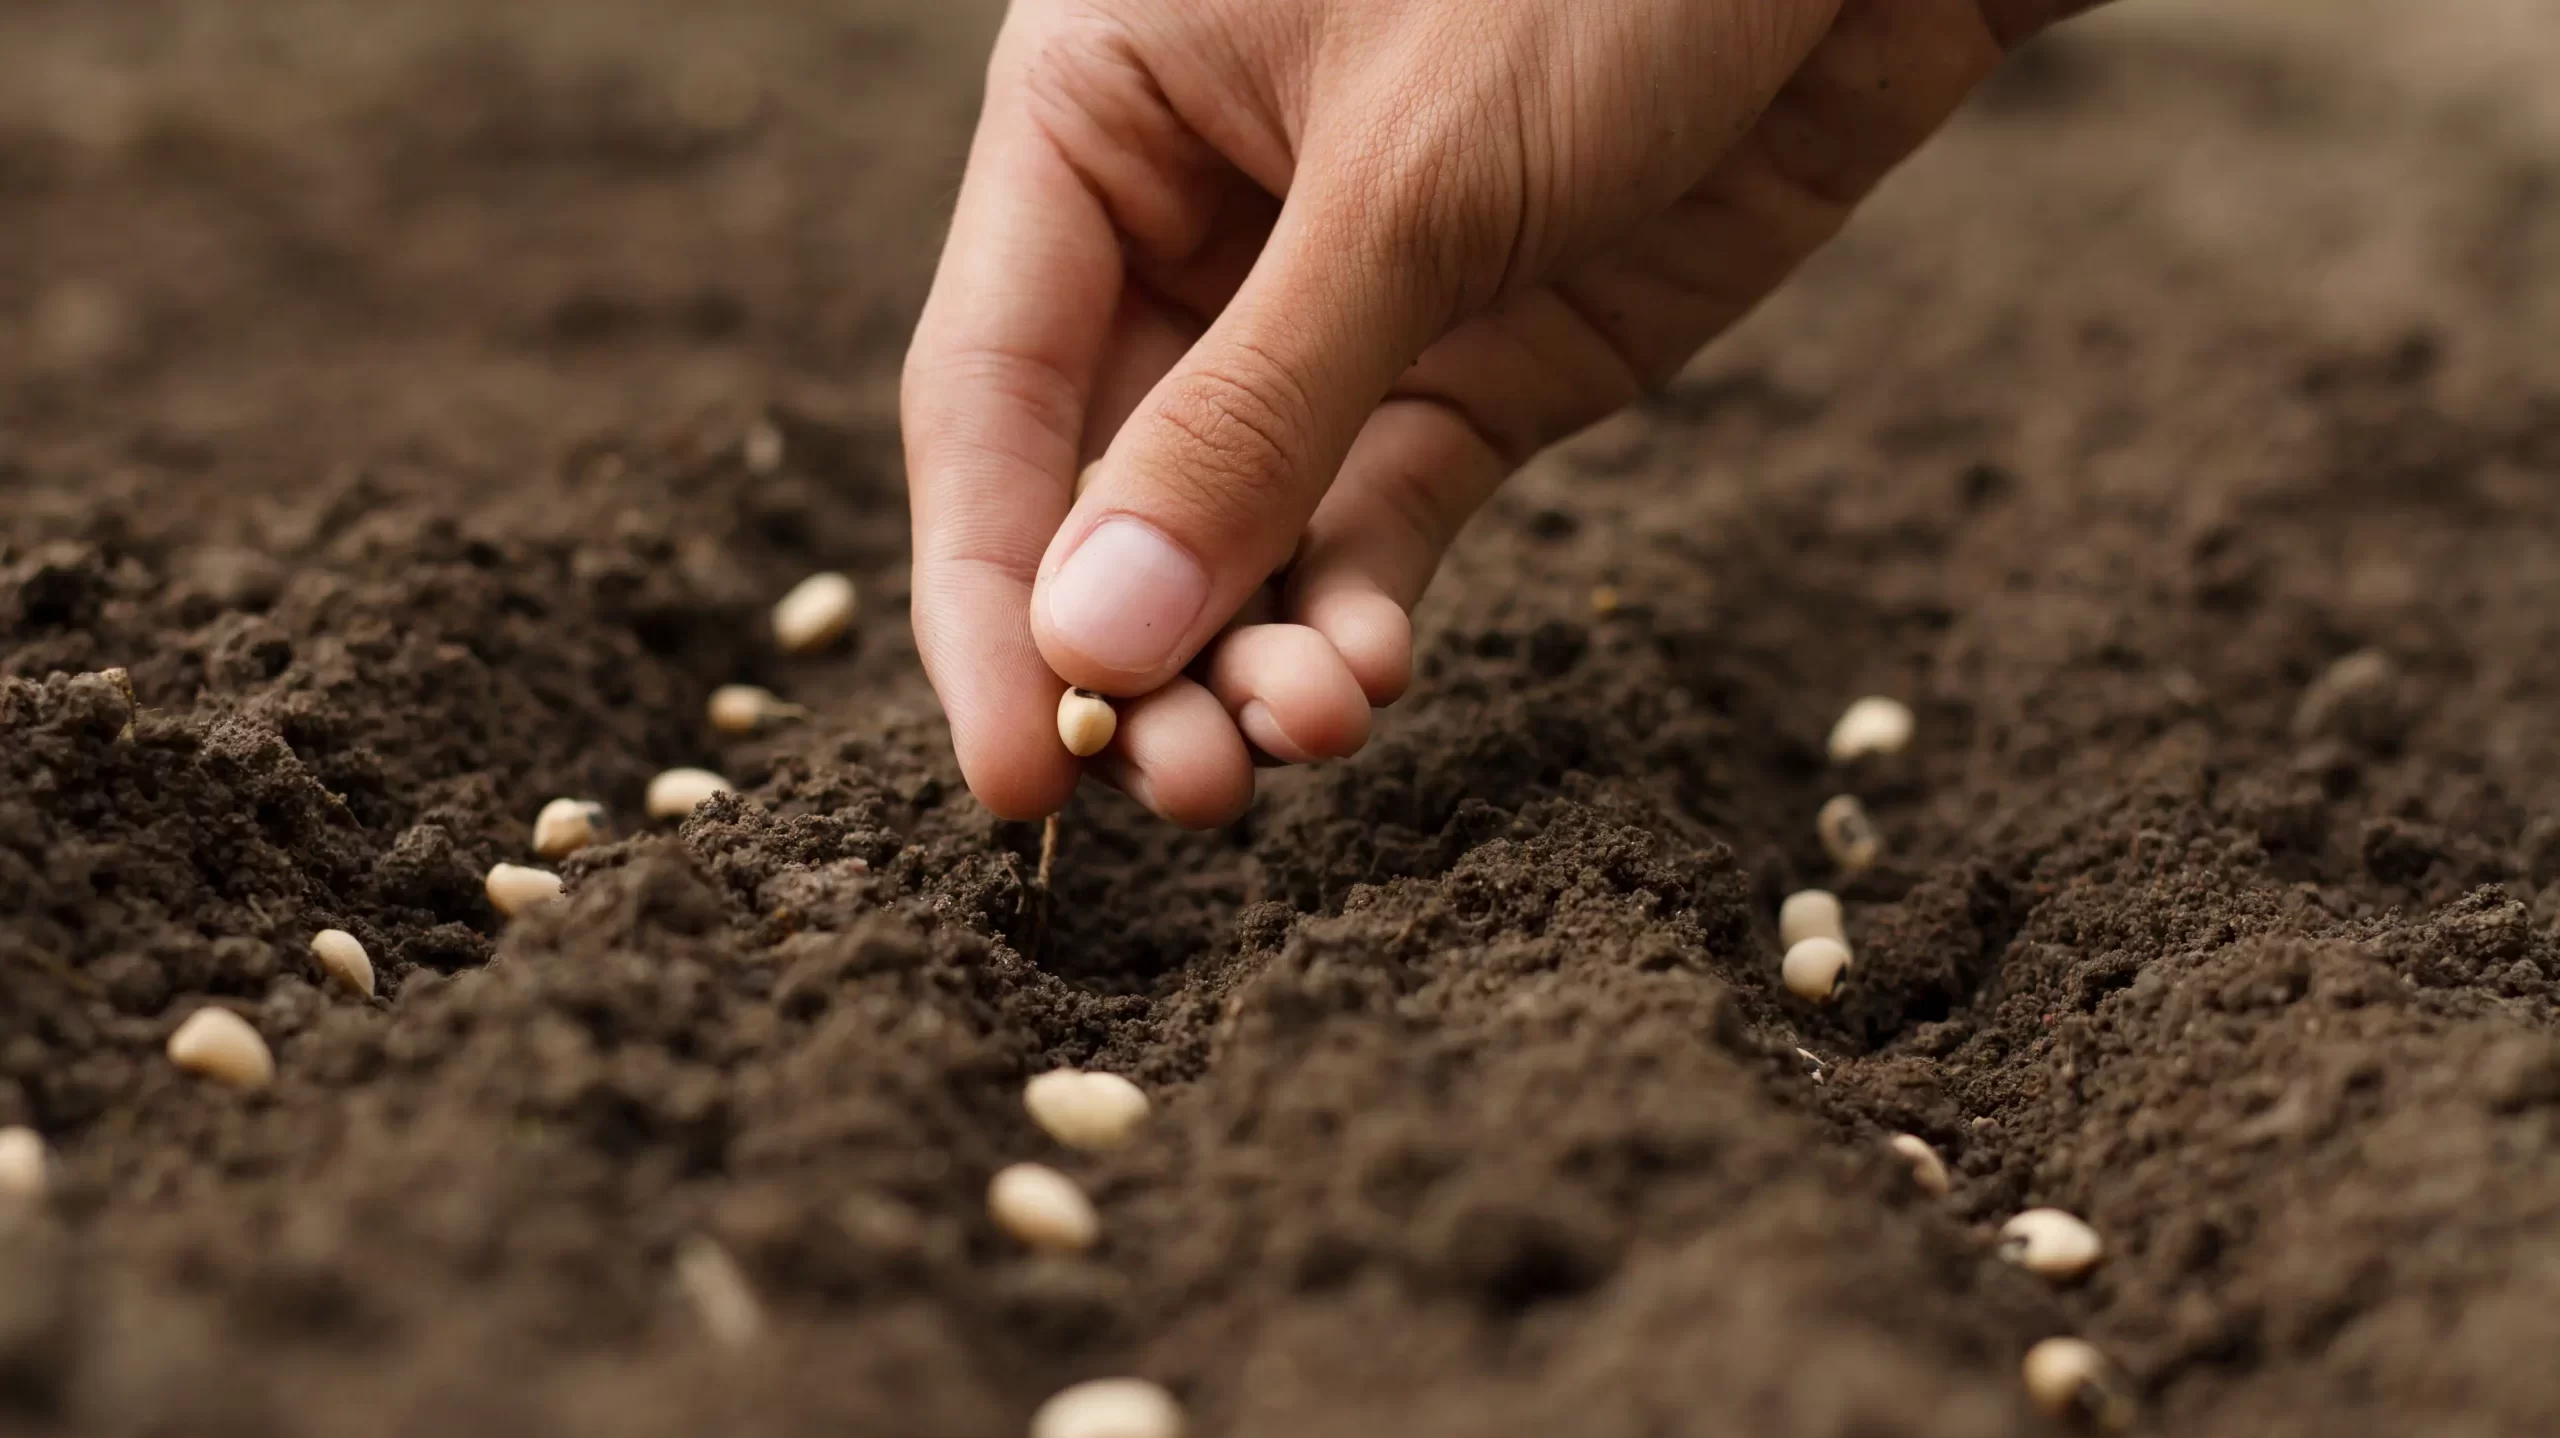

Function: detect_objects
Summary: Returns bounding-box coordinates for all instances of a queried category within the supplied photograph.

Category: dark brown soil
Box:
[5,3,2558,1435]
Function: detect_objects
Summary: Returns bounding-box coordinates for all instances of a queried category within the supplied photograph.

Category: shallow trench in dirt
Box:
[3,2,2559,1435]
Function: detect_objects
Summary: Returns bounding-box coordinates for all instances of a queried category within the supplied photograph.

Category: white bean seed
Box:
[647,767,734,819]
[1057,689,1118,758]
[1024,1070,1152,1152]
[1888,1133,1950,1197]
[1032,1379,1184,1438]
[1818,794,1881,872]
[0,1126,46,1202]
[1782,936,1852,1003]
[772,571,857,654]
[308,928,375,999]
[1779,889,1846,949]
[167,1008,274,1089]
[531,798,607,859]
[2022,1337,2135,1431]
[706,684,805,736]
[485,862,565,916]
[742,419,785,475]
[1999,1208,2104,1279]
[674,1235,765,1349]
[989,1162,1099,1254]
[1828,696,1915,763]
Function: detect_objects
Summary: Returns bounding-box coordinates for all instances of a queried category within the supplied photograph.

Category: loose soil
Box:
[4,2,2558,1435]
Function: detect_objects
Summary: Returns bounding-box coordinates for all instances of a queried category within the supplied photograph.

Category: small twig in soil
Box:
[1027,812,1060,962]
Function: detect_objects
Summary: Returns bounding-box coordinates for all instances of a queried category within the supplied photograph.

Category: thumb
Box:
[1031,170,1457,693]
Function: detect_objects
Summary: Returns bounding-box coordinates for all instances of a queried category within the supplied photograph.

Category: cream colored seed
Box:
[1779,889,1846,949]
[308,928,375,999]
[167,1008,274,1089]
[772,571,857,654]
[1024,1070,1152,1152]
[485,862,565,916]
[1031,1378,1185,1438]
[647,767,734,819]
[706,684,805,736]
[531,797,607,859]
[674,1235,766,1350]
[1782,936,1852,1003]
[1818,794,1881,872]
[0,1126,47,1202]
[1999,1208,2104,1279]
[1057,689,1118,758]
[2022,1337,2136,1431]
[1889,1133,1950,1197]
[742,419,785,475]
[989,1162,1100,1254]
[1828,695,1915,763]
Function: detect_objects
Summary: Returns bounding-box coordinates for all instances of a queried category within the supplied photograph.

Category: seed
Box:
[1778,889,1846,949]
[647,767,734,819]
[988,1162,1099,1254]
[2022,1337,2136,1431]
[166,1007,274,1089]
[1031,1378,1185,1438]
[1589,585,1620,615]
[706,683,805,735]
[1889,1133,1950,1197]
[1057,688,1118,758]
[1782,937,1852,1003]
[1999,1208,2104,1279]
[531,798,608,859]
[743,419,785,475]
[674,1235,765,1349]
[1817,794,1881,872]
[0,1126,46,1202]
[485,862,565,916]
[1828,696,1915,763]
[308,928,375,999]
[1024,1070,1151,1152]
[772,571,857,654]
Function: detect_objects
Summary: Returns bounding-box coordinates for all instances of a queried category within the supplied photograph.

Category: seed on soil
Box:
[1023,1069,1151,1151]
[1782,936,1852,1003]
[485,862,565,916]
[1030,1378,1185,1438]
[647,767,734,819]
[1590,584,1620,615]
[531,798,607,859]
[772,571,857,654]
[1057,688,1118,758]
[1779,889,1846,949]
[167,1007,274,1089]
[2022,1336,2136,1431]
[1828,696,1915,763]
[308,928,374,999]
[1817,794,1881,872]
[743,419,784,474]
[1999,1208,2104,1278]
[1889,1133,1950,1196]
[674,1234,765,1349]
[706,683,805,735]
[0,1125,46,1202]
[988,1161,1099,1254]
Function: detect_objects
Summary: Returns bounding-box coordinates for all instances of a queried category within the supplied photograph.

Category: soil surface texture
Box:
[4,2,2558,1435]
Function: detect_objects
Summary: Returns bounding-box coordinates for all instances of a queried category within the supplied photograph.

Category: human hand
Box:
[904,0,2094,826]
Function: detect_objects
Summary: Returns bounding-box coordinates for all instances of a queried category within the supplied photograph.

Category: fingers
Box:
[1202,624,1371,764]
[1092,678,1254,829]
[902,94,1123,820]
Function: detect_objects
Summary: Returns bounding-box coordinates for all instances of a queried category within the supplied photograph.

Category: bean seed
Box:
[1828,696,1915,763]
[1032,1378,1184,1438]
[989,1162,1099,1254]
[1817,794,1881,872]
[1782,936,1852,1003]
[485,862,565,916]
[167,1007,274,1089]
[1999,1208,2103,1278]
[1057,689,1118,758]
[706,684,804,736]
[1024,1070,1151,1152]
[1888,1133,1950,1197]
[308,928,375,999]
[674,1235,765,1349]
[531,798,607,859]
[772,571,857,654]
[2022,1337,2135,1431]
[1779,889,1846,949]
[743,419,785,475]
[0,1126,46,1202]
[647,767,734,819]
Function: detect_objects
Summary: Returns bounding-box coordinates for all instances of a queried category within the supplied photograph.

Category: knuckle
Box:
[1140,362,1315,531]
